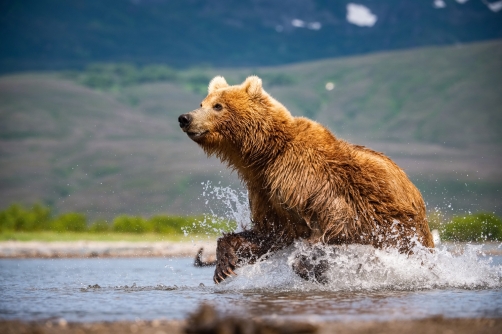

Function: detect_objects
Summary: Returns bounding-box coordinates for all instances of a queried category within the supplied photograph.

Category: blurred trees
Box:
[112,215,149,234]
[0,204,51,232]
[51,213,87,232]
[0,203,232,236]
[2,203,500,242]
[441,213,502,242]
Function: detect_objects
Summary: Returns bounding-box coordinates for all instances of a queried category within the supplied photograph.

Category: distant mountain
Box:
[1,0,501,72]
[1,40,501,219]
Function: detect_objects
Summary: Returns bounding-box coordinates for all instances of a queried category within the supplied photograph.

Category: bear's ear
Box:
[208,76,229,93]
[242,76,263,97]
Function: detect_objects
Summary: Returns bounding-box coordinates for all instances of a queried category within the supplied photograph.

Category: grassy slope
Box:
[212,40,502,146]
[0,75,239,219]
[0,40,501,220]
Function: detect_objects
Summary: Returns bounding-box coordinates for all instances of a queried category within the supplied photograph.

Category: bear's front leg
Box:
[214,230,269,283]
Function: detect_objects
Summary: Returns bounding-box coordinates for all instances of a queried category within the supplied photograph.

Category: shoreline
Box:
[1,240,501,259]
[1,317,501,334]
[0,240,217,259]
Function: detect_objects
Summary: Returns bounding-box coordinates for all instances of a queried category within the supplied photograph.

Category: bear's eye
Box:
[200,103,202,107]
[213,103,223,111]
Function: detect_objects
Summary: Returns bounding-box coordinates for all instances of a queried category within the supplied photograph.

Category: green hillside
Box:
[1,40,501,220]
[0,74,240,219]
[209,40,502,146]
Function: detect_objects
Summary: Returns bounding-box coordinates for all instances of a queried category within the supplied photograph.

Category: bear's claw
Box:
[214,238,239,283]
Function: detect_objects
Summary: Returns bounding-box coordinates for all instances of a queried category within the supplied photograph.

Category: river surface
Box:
[1,243,501,323]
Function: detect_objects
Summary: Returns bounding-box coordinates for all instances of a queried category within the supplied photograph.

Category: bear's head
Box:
[178,76,293,165]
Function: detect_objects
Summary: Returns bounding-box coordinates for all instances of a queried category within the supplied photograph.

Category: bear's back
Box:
[293,117,424,214]
[288,116,432,248]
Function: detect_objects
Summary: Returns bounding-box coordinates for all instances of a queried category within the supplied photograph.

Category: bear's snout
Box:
[178,114,192,129]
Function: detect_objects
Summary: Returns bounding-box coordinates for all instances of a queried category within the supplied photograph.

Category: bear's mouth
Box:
[187,130,208,139]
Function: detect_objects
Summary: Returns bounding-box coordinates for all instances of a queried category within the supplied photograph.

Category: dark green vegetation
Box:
[0,40,501,221]
[0,203,234,236]
[1,204,500,242]
[428,211,502,242]
[1,0,501,72]
[441,213,502,242]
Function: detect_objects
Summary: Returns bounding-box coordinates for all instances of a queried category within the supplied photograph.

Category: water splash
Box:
[215,242,502,292]
[199,183,502,292]
[199,181,250,232]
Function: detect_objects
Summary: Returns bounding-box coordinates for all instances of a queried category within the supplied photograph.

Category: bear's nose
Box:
[178,114,192,129]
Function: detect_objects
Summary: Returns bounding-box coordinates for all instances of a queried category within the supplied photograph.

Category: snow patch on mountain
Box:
[433,0,447,8]
[346,3,377,27]
[485,0,502,12]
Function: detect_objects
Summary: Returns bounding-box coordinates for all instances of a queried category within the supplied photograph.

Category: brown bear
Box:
[178,75,434,284]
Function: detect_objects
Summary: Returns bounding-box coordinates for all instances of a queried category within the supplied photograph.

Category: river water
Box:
[1,242,501,323]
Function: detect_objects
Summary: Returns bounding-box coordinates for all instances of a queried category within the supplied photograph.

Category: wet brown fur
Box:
[181,76,434,282]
